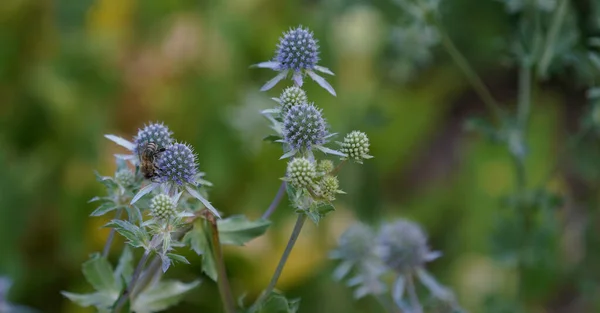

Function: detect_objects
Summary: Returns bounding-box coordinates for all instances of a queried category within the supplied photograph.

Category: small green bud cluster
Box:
[150,194,177,221]
[279,86,308,115]
[318,175,340,201]
[341,131,372,163]
[316,159,334,174]
[287,157,316,188]
[115,169,135,187]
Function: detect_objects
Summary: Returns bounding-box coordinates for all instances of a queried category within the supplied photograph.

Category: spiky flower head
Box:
[279,86,308,115]
[283,103,327,151]
[341,131,372,163]
[156,142,198,185]
[150,194,177,221]
[317,159,334,174]
[276,26,319,72]
[115,169,135,187]
[319,175,340,201]
[332,223,376,263]
[287,157,316,188]
[376,219,440,272]
[133,122,173,154]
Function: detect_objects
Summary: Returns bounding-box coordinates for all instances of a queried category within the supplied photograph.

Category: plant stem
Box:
[330,160,347,176]
[376,294,399,313]
[113,250,150,313]
[102,209,123,258]
[537,0,569,78]
[406,273,422,313]
[262,182,287,220]
[436,22,504,125]
[208,215,237,313]
[249,214,307,312]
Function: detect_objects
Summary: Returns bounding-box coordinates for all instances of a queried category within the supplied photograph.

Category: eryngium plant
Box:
[332,219,464,313]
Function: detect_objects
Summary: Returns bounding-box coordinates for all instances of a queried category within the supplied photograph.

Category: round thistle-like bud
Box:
[283,103,327,151]
[376,219,437,272]
[341,131,371,162]
[279,86,308,115]
[157,142,198,185]
[287,157,316,188]
[319,175,340,201]
[150,194,176,221]
[115,169,135,187]
[276,26,319,72]
[133,122,173,154]
[316,159,334,174]
[333,223,376,263]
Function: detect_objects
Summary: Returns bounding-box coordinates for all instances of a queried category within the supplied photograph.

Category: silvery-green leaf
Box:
[261,108,281,115]
[261,71,289,91]
[161,254,171,273]
[263,135,282,143]
[125,205,143,224]
[280,149,297,159]
[271,97,282,104]
[167,253,190,265]
[114,154,136,160]
[61,291,115,308]
[171,191,183,205]
[314,145,346,157]
[332,261,353,281]
[132,280,200,313]
[104,220,149,249]
[258,292,301,313]
[183,221,217,281]
[131,183,159,205]
[307,70,336,96]
[252,61,280,69]
[292,72,303,86]
[88,196,111,203]
[392,276,406,305]
[114,246,134,287]
[82,253,117,292]
[185,185,221,218]
[104,135,135,151]
[416,268,452,300]
[314,65,335,75]
[90,203,117,217]
[217,215,271,246]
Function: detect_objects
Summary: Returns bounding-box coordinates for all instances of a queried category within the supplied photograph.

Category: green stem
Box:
[537,0,570,78]
[376,294,399,313]
[209,217,237,313]
[249,214,307,312]
[435,20,504,125]
[102,209,123,258]
[406,273,422,313]
[113,250,150,313]
[262,182,287,220]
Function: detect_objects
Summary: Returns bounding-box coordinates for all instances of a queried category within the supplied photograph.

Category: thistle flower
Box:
[278,86,308,115]
[157,143,198,186]
[254,25,336,96]
[150,194,177,221]
[104,121,173,163]
[317,159,335,174]
[376,219,440,273]
[340,131,373,163]
[115,169,135,187]
[319,175,343,201]
[287,157,316,188]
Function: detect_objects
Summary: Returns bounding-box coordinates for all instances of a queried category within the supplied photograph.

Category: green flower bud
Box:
[319,175,340,201]
[317,159,335,174]
[115,169,135,187]
[280,86,308,115]
[150,194,176,221]
[341,131,372,163]
[287,157,316,188]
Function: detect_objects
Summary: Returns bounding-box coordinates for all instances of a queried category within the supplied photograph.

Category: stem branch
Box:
[262,182,287,220]
[208,215,237,313]
[249,214,307,311]
[102,209,123,258]
[406,273,422,313]
[113,250,150,313]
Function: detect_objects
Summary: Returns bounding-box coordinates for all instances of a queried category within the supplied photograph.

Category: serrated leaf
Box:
[132,280,200,313]
[82,253,117,292]
[90,203,118,217]
[114,246,134,286]
[183,221,217,280]
[217,215,271,246]
[125,205,143,224]
[105,220,149,248]
[315,203,335,215]
[61,291,116,308]
[166,253,190,265]
[131,183,159,205]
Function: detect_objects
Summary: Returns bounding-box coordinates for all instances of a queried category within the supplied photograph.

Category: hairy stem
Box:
[208,216,237,313]
[102,209,123,258]
[262,182,287,220]
[406,273,422,313]
[113,250,150,313]
[249,214,307,311]
[435,21,504,124]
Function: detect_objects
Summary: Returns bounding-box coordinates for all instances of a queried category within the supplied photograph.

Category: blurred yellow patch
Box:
[87,0,135,41]
[478,160,511,196]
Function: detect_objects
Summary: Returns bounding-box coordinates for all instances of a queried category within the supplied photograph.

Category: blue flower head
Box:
[133,122,173,154]
[283,103,328,152]
[157,142,198,186]
[254,25,336,96]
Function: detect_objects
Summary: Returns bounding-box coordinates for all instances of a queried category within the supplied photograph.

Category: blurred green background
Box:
[1,0,600,312]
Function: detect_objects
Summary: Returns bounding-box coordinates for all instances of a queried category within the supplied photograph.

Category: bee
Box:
[138,141,166,180]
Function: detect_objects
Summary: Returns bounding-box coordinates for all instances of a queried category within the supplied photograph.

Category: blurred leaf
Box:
[183,220,217,280]
[217,215,271,246]
[104,220,149,249]
[82,253,117,292]
[263,135,282,143]
[61,291,115,308]
[132,280,200,313]
[114,246,134,287]
[257,293,300,313]
[464,117,501,142]
[166,253,190,265]
[90,202,118,217]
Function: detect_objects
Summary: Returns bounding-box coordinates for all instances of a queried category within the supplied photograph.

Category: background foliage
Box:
[1,0,599,312]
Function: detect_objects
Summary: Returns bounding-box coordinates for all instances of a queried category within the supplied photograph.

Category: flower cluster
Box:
[157,143,198,186]
[134,122,174,154]
[283,103,328,151]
